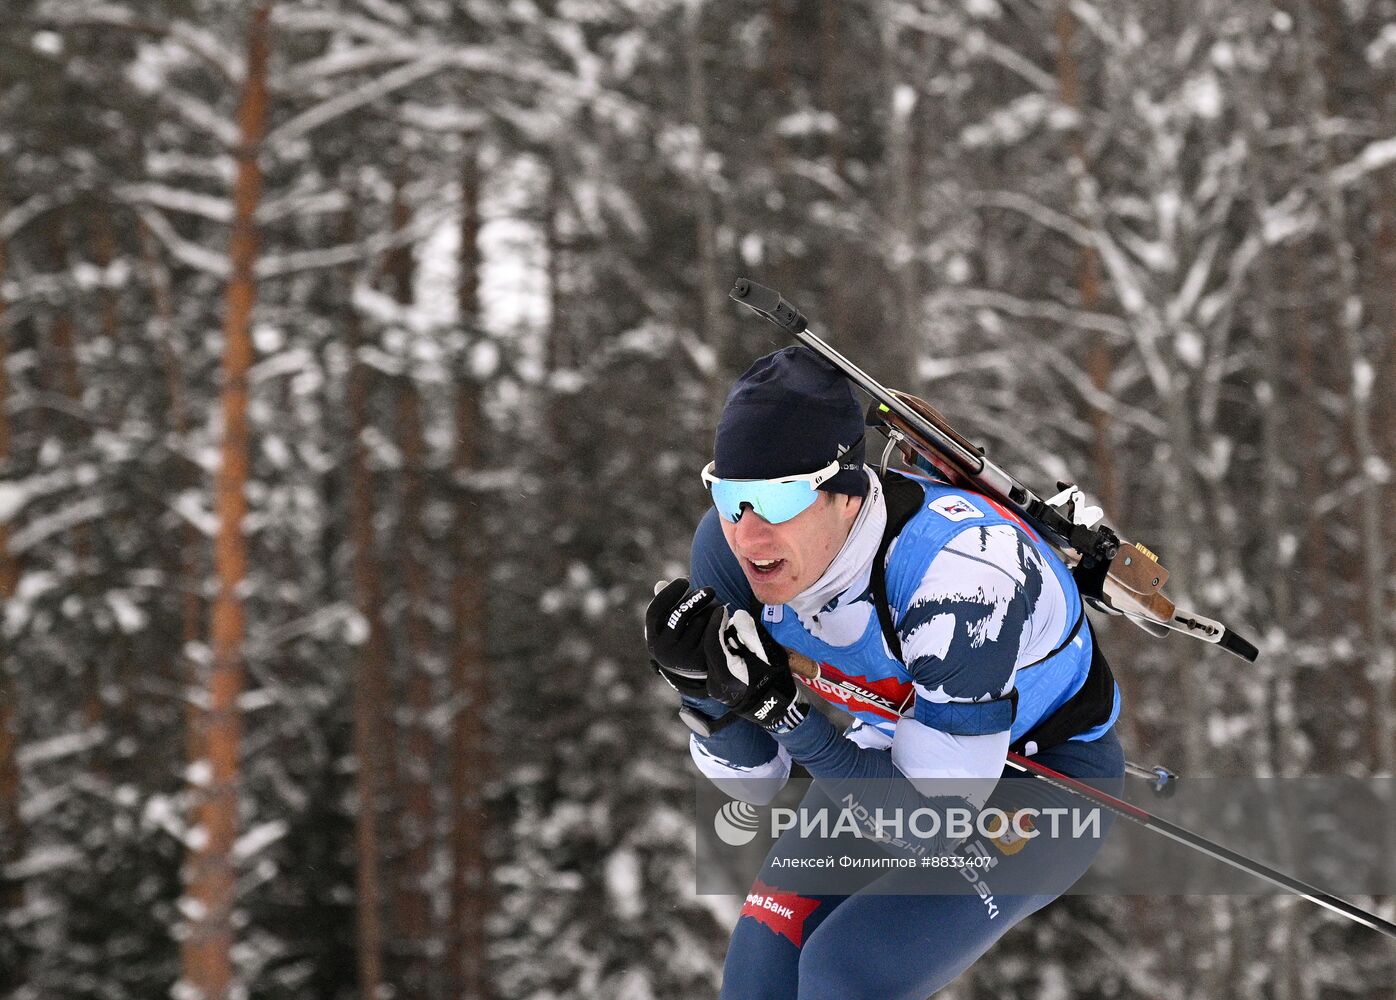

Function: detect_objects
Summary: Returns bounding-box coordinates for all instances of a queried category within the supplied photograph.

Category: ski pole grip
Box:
[730,278,808,334]
[786,648,820,682]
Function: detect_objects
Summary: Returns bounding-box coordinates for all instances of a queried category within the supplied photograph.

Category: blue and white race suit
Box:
[686,468,1124,999]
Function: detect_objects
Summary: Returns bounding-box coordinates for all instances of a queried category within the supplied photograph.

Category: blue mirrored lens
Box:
[709,479,820,525]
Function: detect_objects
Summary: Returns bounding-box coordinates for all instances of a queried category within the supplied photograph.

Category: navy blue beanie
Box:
[714,346,869,497]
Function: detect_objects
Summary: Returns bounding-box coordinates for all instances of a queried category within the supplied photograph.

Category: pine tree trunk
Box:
[45,223,82,407]
[345,201,390,1000]
[90,205,139,755]
[1056,0,1163,961]
[93,205,121,347]
[179,5,271,998]
[1242,83,1306,1000]
[42,220,106,744]
[387,181,436,999]
[1326,197,1395,780]
[395,382,435,996]
[817,0,850,341]
[877,5,923,390]
[543,166,566,376]
[1379,178,1396,701]
[766,0,791,291]
[1054,0,1128,724]
[0,203,28,995]
[138,220,207,766]
[449,148,494,1000]
[1300,3,1394,778]
[1292,248,1330,629]
[768,0,789,102]
[1054,0,1119,511]
[681,3,726,416]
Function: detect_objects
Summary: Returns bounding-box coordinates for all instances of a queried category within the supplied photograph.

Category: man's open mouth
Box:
[746,557,785,578]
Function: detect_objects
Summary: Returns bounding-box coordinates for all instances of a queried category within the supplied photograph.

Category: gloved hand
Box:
[643,578,718,698]
[704,607,806,733]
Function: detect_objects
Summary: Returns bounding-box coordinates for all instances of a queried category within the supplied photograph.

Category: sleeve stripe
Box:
[914,695,1016,736]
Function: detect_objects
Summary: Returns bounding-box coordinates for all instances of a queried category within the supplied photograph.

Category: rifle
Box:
[729,278,1258,662]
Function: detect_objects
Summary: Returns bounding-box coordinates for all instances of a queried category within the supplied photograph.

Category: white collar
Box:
[787,466,886,619]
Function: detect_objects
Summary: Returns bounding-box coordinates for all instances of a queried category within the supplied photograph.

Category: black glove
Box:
[643,578,718,698]
[704,607,807,733]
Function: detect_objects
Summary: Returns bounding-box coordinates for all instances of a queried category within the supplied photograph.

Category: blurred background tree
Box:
[0,1,1392,998]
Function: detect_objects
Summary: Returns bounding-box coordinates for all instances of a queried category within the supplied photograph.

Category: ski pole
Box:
[782,648,1396,941]
[1002,750,1396,941]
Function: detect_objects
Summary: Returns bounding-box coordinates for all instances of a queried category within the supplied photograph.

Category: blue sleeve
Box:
[774,711,972,856]
[776,711,902,782]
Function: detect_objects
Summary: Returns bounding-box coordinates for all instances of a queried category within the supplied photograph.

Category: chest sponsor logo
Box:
[929,495,983,522]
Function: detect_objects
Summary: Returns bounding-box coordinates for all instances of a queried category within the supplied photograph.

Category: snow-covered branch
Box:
[264,53,457,150]
[0,190,67,241]
[256,202,456,279]
[270,8,407,46]
[277,42,431,90]
[1167,230,1223,329]
[256,188,350,223]
[31,1,241,82]
[928,287,1132,340]
[135,206,230,278]
[1331,135,1396,189]
[895,7,1058,94]
[967,190,1096,247]
[115,183,233,224]
[7,496,109,554]
[154,87,240,148]
[1039,350,1169,438]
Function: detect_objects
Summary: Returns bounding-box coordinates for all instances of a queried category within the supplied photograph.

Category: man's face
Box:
[719,491,863,605]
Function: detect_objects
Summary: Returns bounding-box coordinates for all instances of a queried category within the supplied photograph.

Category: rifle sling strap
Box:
[870,471,928,665]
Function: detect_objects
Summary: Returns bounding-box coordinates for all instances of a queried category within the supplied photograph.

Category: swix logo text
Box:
[808,675,854,704]
[796,671,905,722]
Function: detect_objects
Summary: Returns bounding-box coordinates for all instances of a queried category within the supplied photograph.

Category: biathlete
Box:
[644,346,1126,999]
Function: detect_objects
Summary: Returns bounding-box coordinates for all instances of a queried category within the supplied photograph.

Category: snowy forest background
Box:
[1,0,1394,998]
